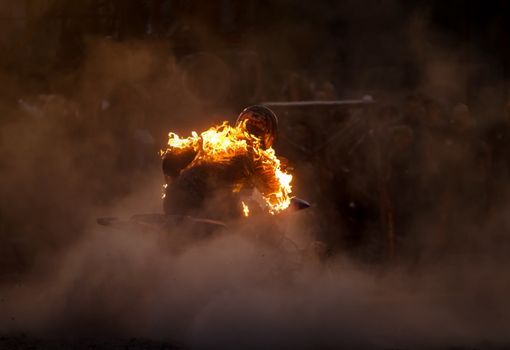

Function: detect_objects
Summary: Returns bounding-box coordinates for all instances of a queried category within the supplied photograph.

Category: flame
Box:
[163,121,293,214]
[162,183,167,199]
[241,201,250,217]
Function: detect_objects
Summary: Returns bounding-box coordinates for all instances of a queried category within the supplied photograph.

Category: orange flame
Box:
[241,201,250,217]
[163,121,293,214]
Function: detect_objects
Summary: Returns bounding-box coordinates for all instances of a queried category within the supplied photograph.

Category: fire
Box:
[163,121,293,214]
[241,201,250,217]
[162,183,167,199]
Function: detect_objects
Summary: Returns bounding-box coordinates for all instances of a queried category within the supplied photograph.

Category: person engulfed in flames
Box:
[161,105,294,221]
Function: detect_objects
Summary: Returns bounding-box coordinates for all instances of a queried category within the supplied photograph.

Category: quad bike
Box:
[96,197,312,261]
[97,197,310,233]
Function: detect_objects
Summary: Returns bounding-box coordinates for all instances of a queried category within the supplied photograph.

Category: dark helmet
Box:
[235,105,278,149]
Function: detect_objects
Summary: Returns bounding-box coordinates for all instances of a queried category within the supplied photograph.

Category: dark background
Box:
[1,1,510,102]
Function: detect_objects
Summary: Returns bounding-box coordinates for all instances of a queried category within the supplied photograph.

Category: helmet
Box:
[235,105,278,149]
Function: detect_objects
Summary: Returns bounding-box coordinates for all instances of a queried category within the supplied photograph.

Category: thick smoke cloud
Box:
[2,204,509,349]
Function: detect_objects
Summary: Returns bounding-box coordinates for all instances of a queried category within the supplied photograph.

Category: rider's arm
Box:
[249,153,291,209]
[162,146,197,180]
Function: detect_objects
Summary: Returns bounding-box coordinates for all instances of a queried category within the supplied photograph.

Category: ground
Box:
[0,334,183,350]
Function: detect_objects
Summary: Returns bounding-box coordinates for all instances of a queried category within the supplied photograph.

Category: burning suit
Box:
[161,106,293,220]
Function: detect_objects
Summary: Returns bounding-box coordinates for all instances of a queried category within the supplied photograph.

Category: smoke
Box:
[1,191,509,349]
[1,2,510,349]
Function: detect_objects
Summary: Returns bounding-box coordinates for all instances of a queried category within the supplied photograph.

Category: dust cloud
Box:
[1,2,510,349]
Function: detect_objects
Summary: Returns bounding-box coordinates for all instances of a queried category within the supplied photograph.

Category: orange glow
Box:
[162,121,293,214]
[241,201,250,217]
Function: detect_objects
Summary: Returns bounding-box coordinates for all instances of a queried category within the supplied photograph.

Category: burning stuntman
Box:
[161,105,293,220]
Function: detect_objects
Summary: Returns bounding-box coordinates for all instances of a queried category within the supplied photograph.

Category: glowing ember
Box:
[241,201,250,217]
[162,183,168,199]
[162,121,293,214]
